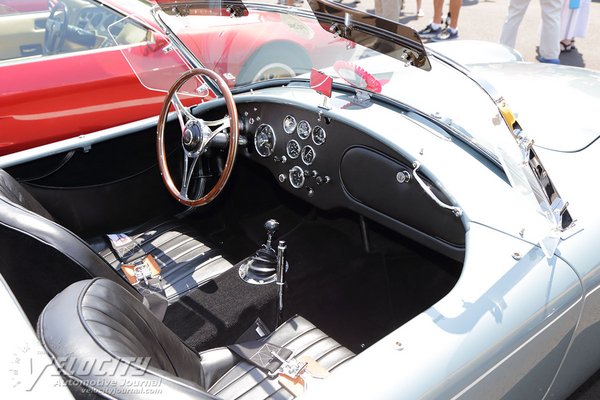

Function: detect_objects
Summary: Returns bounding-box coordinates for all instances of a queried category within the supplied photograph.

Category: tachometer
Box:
[286,139,300,159]
[254,124,276,157]
[312,126,326,145]
[297,120,311,140]
[301,145,316,166]
[288,166,305,189]
[283,115,297,134]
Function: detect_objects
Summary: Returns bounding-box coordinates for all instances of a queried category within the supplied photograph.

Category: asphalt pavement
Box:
[344,0,600,70]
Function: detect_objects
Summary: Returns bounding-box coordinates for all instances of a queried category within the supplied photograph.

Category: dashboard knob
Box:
[316,175,330,185]
[278,174,286,183]
[307,187,315,198]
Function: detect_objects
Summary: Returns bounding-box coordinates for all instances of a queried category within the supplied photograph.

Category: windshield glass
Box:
[148,1,506,159]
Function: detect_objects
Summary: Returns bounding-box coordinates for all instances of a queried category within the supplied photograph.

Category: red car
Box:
[0,0,346,155]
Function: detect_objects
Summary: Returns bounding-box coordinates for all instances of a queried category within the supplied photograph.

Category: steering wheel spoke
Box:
[171,93,196,132]
[157,68,239,207]
[202,116,231,145]
[180,152,200,200]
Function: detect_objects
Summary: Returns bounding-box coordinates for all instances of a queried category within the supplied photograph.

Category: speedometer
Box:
[254,124,276,157]
[297,120,310,140]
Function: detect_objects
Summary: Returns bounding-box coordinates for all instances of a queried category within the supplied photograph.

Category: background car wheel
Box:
[237,43,311,85]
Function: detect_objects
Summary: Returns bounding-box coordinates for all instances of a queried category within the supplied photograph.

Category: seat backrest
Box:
[0,169,141,324]
[38,278,215,399]
[0,169,54,220]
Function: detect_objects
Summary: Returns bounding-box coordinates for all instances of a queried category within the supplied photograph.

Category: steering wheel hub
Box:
[183,120,208,151]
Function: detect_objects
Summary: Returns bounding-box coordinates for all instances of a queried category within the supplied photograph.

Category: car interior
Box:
[0,79,468,396]
[0,1,474,398]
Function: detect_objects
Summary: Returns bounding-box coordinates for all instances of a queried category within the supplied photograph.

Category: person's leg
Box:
[539,0,562,60]
[432,0,445,24]
[416,0,424,16]
[447,0,461,29]
[499,0,531,48]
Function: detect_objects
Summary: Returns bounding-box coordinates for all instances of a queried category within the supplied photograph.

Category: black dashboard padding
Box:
[340,147,465,246]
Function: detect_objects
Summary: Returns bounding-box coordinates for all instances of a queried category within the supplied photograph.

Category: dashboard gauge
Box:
[297,120,311,140]
[254,124,276,157]
[312,126,326,145]
[301,145,316,166]
[283,115,297,134]
[288,166,305,189]
[286,139,300,159]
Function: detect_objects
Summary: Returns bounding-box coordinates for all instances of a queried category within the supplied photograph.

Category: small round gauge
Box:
[288,166,305,189]
[297,120,311,140]
[283,115,297,134]
[312,126,326,146]
[254,124,276,157]
[301,145,316,166]
[286,140,300,159]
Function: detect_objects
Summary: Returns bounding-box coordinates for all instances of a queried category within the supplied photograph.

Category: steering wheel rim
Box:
[157,68,239,207]
[44,1,69,55]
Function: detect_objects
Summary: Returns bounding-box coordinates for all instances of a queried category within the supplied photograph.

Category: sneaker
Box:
[536,56,560,64]
[431,27,459,41]
[416,9,425,17]
[418,23,443,39]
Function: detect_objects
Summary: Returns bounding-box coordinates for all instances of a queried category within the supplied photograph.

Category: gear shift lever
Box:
[264,219,279,250]
[239,219,282,284]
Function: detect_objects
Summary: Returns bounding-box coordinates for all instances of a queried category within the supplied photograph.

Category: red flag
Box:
[310,69,333,98]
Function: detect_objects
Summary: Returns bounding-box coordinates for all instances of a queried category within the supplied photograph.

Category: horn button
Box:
[183,119,210,152]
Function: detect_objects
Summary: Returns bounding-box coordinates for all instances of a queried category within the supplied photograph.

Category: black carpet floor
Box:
[165,210,460,354]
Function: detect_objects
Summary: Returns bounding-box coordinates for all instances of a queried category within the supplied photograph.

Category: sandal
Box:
[560,39,574,52]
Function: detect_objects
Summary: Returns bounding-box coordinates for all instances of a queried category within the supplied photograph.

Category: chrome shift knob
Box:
[264,219,279,235]
[264,219,279,248]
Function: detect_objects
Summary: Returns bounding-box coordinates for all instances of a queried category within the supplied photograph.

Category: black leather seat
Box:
[96,218,233,301]
[38,278,354,399]
[0,169,232,323]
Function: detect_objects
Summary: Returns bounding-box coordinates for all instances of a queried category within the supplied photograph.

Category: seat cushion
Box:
[203,316,355,400]
[98,218,234,300]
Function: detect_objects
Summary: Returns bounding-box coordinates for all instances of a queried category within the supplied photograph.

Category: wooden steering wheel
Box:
[157,68,239,207]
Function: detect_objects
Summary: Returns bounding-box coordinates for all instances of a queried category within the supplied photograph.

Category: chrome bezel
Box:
[283,115,297,134]
[301,145,316,166]
[254,123,276,158]
[311,125,326,146]
[297,120,311,140]
[289,165,305,189]
[286,139,300,159]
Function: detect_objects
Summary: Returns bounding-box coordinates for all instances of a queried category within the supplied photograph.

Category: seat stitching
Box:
[328,354,355,372]
[210,364,261,396]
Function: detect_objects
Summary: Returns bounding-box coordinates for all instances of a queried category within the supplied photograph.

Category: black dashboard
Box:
[234,98,466,259]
